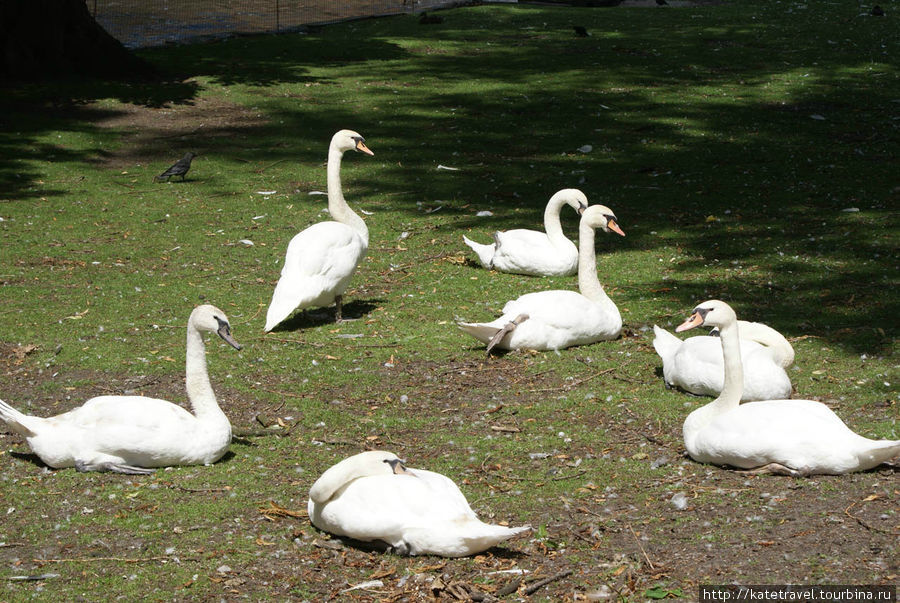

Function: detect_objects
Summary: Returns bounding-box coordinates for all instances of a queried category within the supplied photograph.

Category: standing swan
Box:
[676,300,900,475]
[462,188,588,276]
[458,204,625,354]
[652,320,794,401]
[308,451,530,557]
[0,305,242,474]
[264,130,374,331]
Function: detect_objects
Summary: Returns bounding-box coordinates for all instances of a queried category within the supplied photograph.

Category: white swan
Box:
[0,305,242,474]
[264,130,374,331]
[307,450,530,557]
[676,299,900,476]
[462,188,588,276]
[458,204,624,354]
[652,320,794,401]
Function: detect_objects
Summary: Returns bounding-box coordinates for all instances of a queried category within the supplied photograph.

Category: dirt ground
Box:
[1,345,898,600]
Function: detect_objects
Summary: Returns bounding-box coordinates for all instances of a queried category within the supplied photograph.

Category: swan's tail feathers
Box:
[405,523,530,557]
[457,314,529,355]
[0,399,39,438]
[651,325,681,362]
[264,279,299,332]
[457,322,499,346]
[462,235,495,269]
[862,440,900,470]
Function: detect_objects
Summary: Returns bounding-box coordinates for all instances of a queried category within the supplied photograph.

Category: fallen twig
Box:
[254,159,287,174]
[628,525,655,570]
[844,496,900,535]
[258,500,307,521]
[166,484,232,494]
[7,573,59,581]
[35,555,170,564]
[523,569,573,595]
[552,469,588,482]
[495,577,523,597]
[528,368,614,393]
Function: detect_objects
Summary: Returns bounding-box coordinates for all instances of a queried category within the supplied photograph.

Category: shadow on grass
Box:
[268,299,382,332]
[1,4,896,353]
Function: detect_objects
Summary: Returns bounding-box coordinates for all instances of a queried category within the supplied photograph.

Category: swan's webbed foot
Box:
[740,463,806,478]
[386,540,411,556]
[74,460,155,475]
[486,314,529,356]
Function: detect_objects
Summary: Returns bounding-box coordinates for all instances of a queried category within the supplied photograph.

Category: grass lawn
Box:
[0,1,897,600]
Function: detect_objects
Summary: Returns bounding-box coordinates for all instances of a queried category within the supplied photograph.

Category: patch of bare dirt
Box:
[89,96,269,170]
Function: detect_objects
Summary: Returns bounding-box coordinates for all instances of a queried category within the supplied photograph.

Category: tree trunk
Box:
[1,0,154,80]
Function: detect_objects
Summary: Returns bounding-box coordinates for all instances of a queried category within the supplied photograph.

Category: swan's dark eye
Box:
[695,307,712,320]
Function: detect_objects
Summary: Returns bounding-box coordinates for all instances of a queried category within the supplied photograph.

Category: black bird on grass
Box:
[154,152,196,182]
[871,5,884,16]
[656,0,668,5]
[419,12,443,24]
[573,25,590,37]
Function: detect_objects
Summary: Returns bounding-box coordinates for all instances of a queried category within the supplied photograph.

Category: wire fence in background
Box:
[89,0,464,48]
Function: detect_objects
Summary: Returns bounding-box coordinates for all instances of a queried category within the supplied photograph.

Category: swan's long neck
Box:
[327,145,369,246]
[683,320,743,447]
[542,192,570,244]
[184,325,227,425]
[576,221,613,307]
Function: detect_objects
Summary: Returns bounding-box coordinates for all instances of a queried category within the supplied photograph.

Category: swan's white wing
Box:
[491,229,578,276]
[309,471,473,540]
[669,336,791,401]
[693,400,884,473]
[265,222,366,330]
[501,290,620,349]
[308,468,528,557]
[28,396,216,468]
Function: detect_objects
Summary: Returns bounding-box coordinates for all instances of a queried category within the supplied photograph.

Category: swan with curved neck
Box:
[0,305,242,474]
[458,204,624,353]
[652,319,794,401]
[677,300,900,476]
[264,130,373,331]
[308,450,530,557]
[463,188,588,276]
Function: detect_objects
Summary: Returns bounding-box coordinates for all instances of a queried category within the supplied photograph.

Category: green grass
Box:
[1,1,898,599]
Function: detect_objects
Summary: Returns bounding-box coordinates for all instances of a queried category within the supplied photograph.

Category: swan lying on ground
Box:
[652,319,794,401]
[462,188,588,276]
[458,204,624,354]
[308,450,530,557]
[0,305,242,474]
[676,300,900,476]
[265,130,374,331]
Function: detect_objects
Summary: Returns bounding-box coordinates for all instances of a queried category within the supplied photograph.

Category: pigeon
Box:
[573,25,590,37]
[154,152,196,182]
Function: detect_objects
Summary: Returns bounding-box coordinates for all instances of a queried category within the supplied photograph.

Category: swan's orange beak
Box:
[356,140,374,156]
[675,312,704,333]
[607,218,625,237]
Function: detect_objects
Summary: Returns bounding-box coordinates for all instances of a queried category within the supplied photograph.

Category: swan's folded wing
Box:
[491,230,577,275]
